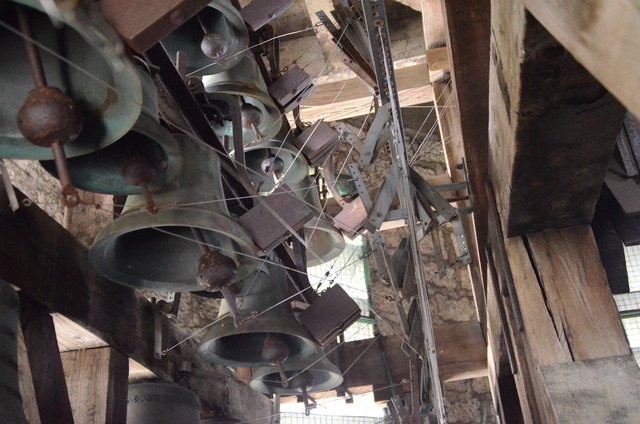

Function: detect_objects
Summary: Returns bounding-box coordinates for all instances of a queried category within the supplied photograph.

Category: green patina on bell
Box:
[161,0,249,76]
[198,263,316,367]
[89,137,257,292]
[202,55,282,147]
[290,176,347,267]
[0,0,143,159]
[250,347,343,395]
[41,70,182,195]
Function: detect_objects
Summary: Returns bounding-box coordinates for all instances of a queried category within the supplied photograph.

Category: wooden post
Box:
[421,0,491,331]
[20,295,75,424]
[61,348,129,424]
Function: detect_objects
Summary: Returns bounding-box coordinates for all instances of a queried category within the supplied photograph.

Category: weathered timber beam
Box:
[336,321,487,395]
[489,0,626,237]
[293,65,433,123]
[20,295,76,424]
[421,0,489,331]
[488,170,636,424]
[61,347,128,424]
[522,0,640,120]
[0,189,271,422]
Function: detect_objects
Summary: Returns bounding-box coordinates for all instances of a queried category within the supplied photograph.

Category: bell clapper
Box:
[302,386,317,416]
[261,150,285,187]
[240,97,264,142]
[262,333,291,387]
[193,228,243,326]
[122,155,159,215]
[15,4,82,208]
[197,14,228,60]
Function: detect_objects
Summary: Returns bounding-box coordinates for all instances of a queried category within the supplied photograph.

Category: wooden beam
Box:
[522,0,640,120]
[294,65,433,122]
[441,0,491,284]
[337,321,487,394]
[0,189,271,423]
[422,0,489,332]
[489,0,626,237]
[434,321,487,382]
[540,355,640,424]
[426,47,449,71]
[20,295,75,424]
[61,347,128,424]
[526,227,630,360]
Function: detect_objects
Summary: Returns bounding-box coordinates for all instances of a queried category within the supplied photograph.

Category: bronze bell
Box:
[202,55,282,146]
[161,0,249,76]
[0,280,28,424]
[127,381,200,424]
[250,347,344,395]
[290,176,346,267]
[41,70,183,196]
[0,0,143,160]
[89,137,258,292]
[242,126,309,193]
[198,262,316,367]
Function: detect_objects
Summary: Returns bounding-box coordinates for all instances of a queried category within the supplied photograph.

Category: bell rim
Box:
[240,139,308,192]
[303,217,347,267]
[2,0,143,160]
[41,113,183,195]
[89,206,258,292]
[250,364,344,395]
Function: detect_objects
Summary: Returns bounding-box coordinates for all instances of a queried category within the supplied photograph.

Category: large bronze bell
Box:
[89,138,257,292]
[162,0,248,76]
[250,347,344,396]
[127,381,200,424]
[0,280,27,424]
[291,176,346,267]
[41,70,182,195]
[242,126,309,193]
[198,263,316,367]
[0,0,143,159]
[202,55,282,146]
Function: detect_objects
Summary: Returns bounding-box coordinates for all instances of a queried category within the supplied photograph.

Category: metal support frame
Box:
[359,0,447,421]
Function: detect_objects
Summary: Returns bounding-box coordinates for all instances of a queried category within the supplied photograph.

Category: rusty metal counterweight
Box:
[15,4,82,207]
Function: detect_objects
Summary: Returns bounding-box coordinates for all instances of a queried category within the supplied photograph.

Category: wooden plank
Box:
[522,0,640,120]
[20,295,75,424]
[441,0,491,286]
[17,325,41,424]
[486,183,541,424]
[338,322,487,392]
[485,258,510,378]
[53,314,108,353]
[426,47,449,71]
[504,237,572,367]
[433,321,487,382]
[489,0,626,237]
[0,189,272,423]
[540,355,640,424]
[422,0,489,331]
[61,348,128,424]
[526,226,630,360]
[294,65,433,122]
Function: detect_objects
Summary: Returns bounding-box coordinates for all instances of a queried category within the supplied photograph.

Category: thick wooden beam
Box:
[20,295,75,424]
[337,321,487,394]
[489,0,626,237]
[422,0,489,331]
[491,222,634,423]
[0,190,271,422]
[61,347,129,424]
[522,0,640,120]
[294,65,433,122]
[540,355,640,423]
[441,0,491,282]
